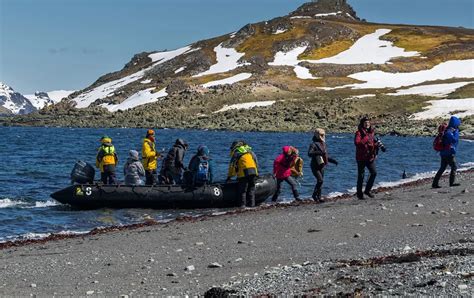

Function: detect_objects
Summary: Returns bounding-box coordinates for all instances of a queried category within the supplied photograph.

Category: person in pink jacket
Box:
[272,146,301,202]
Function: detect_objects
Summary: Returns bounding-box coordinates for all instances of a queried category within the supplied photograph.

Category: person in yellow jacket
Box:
[226,140,258,208]
[290,149,304,178]
[142,129,159,185]
[96,135,118,185]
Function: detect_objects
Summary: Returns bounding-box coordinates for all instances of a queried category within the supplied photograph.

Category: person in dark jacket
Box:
[272,146,301,202]
[123,150,146,185]
[96,135,118,185]
[432,116,461,188]
[354,117,381,199]
[308,128,338,202]
[188,145,214,186]
[159,138,188,185]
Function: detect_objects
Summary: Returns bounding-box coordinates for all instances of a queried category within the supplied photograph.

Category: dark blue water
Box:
[1,127,473,241]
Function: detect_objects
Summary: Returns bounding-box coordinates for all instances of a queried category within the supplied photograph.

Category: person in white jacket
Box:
[124,150,145,185]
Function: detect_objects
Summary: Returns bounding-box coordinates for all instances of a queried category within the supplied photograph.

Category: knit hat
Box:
[129,150,139,161]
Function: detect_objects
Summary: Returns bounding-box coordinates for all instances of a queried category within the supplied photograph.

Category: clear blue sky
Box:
[0,0,472,94]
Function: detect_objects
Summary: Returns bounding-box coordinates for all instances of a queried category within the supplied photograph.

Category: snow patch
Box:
[273,29,287,34]
[352,94,376,99]
[214,101,276,113]
[387,82,472,97]
[140,79,152,84]
[315,11,342,17]
[306,29,419,65]
[193,44,249,77]
[411,98,474,120]
[174,66,186,74]
[268,46,318,80]
[103,88,168,112]
[202,73,252,88]
[73,46,194,108]
[47,90,75,102]
[345,60,474,89]
[148,45,192,63]
[290,16,312,19]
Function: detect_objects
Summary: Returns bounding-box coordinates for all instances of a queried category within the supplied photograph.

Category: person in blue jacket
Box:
[188,145,214,186]
[432,116,461,188]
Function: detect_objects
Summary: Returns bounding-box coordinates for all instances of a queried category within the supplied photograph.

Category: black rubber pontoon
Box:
[51,174,277,209]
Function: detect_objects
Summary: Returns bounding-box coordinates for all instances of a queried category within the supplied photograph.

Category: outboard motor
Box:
[70,160,95,184]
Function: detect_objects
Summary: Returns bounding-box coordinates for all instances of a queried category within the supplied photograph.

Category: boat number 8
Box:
[85,187,92,196]
[213,187,221,197]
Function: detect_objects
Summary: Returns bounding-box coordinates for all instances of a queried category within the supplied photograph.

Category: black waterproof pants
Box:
[357,160,377,196]
[432,155,457,187]
[101,165,117,185]
[272,176,299,201]
[311,166,325,200]
[145,169,157,185]
[238,175,256,207]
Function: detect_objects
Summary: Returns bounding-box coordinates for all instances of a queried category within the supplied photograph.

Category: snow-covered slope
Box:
[25,90,75,110]
[0,82,36,115]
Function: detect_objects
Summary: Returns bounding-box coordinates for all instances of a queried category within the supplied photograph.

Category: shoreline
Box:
[0,170,472,295]
[2,168,472,250]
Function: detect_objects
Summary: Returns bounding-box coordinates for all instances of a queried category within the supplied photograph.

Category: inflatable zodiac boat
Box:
[50,161,277,209]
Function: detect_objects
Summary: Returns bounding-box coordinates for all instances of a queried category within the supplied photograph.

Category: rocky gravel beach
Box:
[0,171,472,296]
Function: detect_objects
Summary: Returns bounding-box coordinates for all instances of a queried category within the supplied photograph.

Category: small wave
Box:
[332,162,474,197]
[0,198,27,208]
[460,162,474,168]
[327,191,345,198]
[461,139,474,143]
[32,200,60,208]
[0,230,89,243]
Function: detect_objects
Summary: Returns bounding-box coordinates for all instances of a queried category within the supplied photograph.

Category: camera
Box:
[375,137,387,152]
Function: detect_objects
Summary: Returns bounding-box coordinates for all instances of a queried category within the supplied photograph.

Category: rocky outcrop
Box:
[290,0,360,20]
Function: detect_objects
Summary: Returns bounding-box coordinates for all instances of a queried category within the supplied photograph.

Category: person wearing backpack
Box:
[188,145,214,186]
[159,138,189,185]
[308,128,338,202]
[96,135,118,185]
[432,116,461,188]
[226,140,259,208]
[272,146,301,202]
[124,150,146,185]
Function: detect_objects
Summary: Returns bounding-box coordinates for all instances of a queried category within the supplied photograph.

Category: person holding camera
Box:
[354,117,385,200]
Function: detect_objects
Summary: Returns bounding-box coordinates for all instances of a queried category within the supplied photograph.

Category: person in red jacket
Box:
[354,117,380,200]
[272,146,301,202]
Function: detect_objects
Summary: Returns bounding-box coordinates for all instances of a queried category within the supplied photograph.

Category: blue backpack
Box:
[195,157,210,183]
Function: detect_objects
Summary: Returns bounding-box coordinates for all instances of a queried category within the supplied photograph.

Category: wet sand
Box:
[0,171,472,296]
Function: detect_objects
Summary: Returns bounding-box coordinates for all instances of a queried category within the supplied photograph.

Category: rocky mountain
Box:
[0,82,36,115]
[3,0,474,135]
[25,90,75,110]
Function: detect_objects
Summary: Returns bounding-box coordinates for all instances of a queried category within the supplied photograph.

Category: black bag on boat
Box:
[71,160,95,184]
